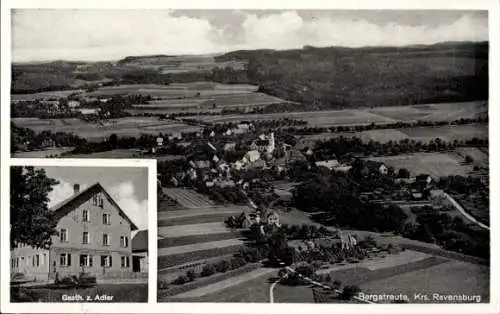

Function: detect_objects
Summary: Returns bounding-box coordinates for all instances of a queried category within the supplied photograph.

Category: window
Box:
[32,256,35,267]
[92,194,98,206]
[102,234,109,246]
[120,236,129,248]
[35,254,40,267]
[102,213,111,225]
[101,255,112,267]
[82,210,89,222]
[59,229,68,242]
[60,253,72,266]
[82,232,89,244]
[121,256,130,268]
[99,197,104,208]
[79,254,93,267]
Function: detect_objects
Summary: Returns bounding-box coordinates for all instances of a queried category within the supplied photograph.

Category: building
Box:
[223,142,236,152]
[77,108,101,115]
[243,150,261,163]
[131,230,148,273]
[315,160,340,170]
[250,133,275,154]
[11,183,138,281]
[364,161,388,175]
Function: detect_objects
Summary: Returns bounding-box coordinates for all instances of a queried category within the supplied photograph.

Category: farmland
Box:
[298,124,488,145]
[368,152,475,178]
[188,101,487,126]
[360,260,489,303]
[12,147,74,158]
[12,117,201,141]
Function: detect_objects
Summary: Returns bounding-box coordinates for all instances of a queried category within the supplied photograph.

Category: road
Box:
[269,273,287,303]
[444,193,490,230]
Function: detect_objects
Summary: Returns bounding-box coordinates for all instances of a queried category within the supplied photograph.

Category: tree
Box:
[340,285,361,300]
[465,155,474,164]
[109,133,118,149]
[10,167,59,249]
[397,168,411,179]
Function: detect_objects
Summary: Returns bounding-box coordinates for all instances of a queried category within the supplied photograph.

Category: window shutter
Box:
[101,256,105,267]
[126,256,130,267]
[126,237,129,247]
[109,256,112,267]
[89,255,93,267]
[80,255,84,266]
[68,254,71,266]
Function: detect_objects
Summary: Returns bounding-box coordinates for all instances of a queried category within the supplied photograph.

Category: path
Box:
[171,267,277,298]
[269,273,287,303]
[444,193,490,230]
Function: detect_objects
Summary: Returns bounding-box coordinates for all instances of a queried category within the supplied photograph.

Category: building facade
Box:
[11,183,138,281]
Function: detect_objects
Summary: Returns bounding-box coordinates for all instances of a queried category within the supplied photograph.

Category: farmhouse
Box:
[131,230,148,273]
[10,183,138,281]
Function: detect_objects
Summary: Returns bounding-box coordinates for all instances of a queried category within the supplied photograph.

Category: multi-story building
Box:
[11,183,139,281]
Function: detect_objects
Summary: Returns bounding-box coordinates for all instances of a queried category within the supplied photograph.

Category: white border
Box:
[1,0,499,313]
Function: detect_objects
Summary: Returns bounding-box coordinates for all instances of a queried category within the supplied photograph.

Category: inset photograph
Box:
[10,165,149,302]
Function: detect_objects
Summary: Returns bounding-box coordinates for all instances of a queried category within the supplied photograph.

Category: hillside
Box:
[12,41,488,109]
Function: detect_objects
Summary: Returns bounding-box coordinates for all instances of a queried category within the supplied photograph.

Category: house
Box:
[243,150,260,163]
[266,211,280,226]
[11,183,138,281]
[250,133,275,154]
[364,161,388,175]
[315,160,340,170]
[131,230,148,273]
[68,100,80,108]
[223,143,236,152]
[77,108,101,115]
[246,159,266,170]
[416,174,433,185]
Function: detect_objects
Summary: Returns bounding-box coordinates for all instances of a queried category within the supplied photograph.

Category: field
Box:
[11,89,84,101]
[13,147,74,158]
[368,152,474,178]
[12,117,201,141]
[298,124,488,146]
[360,260,489,303]
[11,283,148,303]
[455,147,489,166]
[189,101,487,126]
[162,188,215,208]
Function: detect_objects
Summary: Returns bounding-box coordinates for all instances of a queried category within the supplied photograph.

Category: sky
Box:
[11,9,488,62]
[36,166,149,230]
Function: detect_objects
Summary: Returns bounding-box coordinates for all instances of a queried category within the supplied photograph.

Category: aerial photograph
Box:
[10,166,149,302]
[10,9,489,303]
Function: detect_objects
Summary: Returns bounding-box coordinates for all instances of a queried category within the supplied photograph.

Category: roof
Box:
[132,230,148,252]
[315,160,340,170]
[50,183,139,230]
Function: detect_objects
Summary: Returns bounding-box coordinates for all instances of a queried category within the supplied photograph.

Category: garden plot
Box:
[162,188,215,208]
[369,153,473,178]
[158,222,229,238]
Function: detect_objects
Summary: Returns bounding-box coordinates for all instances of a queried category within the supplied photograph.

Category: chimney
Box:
[73,184,80,194]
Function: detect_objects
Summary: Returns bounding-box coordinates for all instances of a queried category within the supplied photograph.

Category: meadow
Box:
[298,124,488,145]
[12,117,201,141]
[190,101,487,126]
[368,153,474,178]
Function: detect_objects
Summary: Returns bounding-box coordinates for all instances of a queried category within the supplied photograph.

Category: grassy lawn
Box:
[11,283,148,302]
[158,231,242,248]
